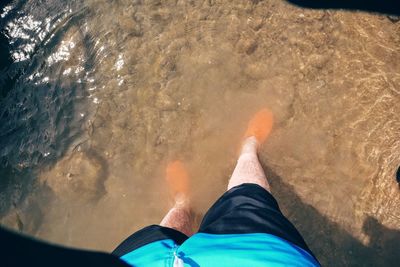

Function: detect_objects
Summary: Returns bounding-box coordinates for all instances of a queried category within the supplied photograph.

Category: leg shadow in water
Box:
[261,163,400,267]
[285,0,400,16]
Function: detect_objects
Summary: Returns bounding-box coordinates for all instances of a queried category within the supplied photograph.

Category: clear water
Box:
[0,1,399,266]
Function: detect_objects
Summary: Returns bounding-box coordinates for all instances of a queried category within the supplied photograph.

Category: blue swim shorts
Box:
[112,183,320,267]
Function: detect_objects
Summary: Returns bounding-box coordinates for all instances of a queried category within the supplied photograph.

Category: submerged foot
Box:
[242,108,274,153]
[162,160,194,235]
[166,160,190,207]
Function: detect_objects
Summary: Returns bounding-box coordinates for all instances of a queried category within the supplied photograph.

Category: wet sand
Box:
[0,0,399,266]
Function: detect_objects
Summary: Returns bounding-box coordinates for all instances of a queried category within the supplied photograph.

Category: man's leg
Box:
[112,161,191,265]
[160,161,194,236]
[228,109,274,192]
[228,136,270,191]
[193,109,319,265]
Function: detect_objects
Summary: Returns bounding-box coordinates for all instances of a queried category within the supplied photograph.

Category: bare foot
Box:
[166,160,190,207]
[243,108,274,149]
[161,160,193,235]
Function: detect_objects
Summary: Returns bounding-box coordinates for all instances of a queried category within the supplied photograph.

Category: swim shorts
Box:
[112,183,320,266]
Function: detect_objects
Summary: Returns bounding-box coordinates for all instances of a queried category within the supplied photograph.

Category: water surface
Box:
[0,1,399,266]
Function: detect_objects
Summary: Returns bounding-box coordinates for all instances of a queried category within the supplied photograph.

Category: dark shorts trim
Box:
[112,225,188,257]
[199,183,315,257]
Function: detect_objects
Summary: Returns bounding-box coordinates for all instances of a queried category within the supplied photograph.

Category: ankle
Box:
[240,136,259,156]
[174,193,190,209]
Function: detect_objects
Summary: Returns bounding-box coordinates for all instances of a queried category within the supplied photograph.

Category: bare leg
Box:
[228,136,270,192]
[160,161,194,236]
[228,109,273,192]
[160,197,193,236]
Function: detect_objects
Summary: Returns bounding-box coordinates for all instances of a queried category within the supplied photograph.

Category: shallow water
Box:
[0,0,399,266]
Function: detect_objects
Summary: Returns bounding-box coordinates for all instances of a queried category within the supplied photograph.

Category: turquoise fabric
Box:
[121,239,177,267]
[120,233,320,267]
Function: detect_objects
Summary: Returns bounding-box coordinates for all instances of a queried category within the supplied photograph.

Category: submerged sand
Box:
[0,1,399,266]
